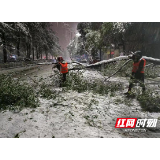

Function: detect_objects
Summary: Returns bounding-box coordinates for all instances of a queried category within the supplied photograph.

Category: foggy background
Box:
[51,22,79,51]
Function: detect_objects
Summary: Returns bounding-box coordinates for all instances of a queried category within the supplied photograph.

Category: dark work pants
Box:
[128,72,145,92]
[60,73,67,87]
[62,73,67,82]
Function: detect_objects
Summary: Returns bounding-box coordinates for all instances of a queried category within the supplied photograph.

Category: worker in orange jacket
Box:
[54,56,68,86]
[125,51,146,95]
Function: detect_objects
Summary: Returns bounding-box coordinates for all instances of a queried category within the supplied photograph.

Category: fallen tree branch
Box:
[143,56,160,65]
[68,56,160,77]
[25,75,39,85]
[104,59,132,81]
[145,63,154,67]
[68,67,85,71]
[71,61,86,66]
[49,56,160,81]
[86,56,129,69]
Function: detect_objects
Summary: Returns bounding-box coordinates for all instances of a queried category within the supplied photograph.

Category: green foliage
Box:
[103,60,159,79]
[103,60,132,77]
[77,22,160,59]
[63,71,122,96]
[145,65,160,78]
[39,82,57,100]
[83,115,101,128]
[85,30,102,51]
[77,22,91,37]
[77,22,126,57]
[137,90,160,112]
[0,74,39,111]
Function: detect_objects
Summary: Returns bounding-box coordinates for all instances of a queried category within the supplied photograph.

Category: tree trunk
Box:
[2,32,7,63]
[36,45,39,60]
[121,38,125,51]
[17,36,20,56]
[45,50,48,60]
[99,48,102,61]
[26,37,32,59]
[110,46,111,59]
[32,47,34,61]
[26,38,29,59]
[26,43,30,59]
[41,53,42,59]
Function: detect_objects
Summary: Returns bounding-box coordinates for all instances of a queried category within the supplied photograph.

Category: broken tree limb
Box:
[145,63,154,67]
[104,59,132,81]
[86,56,160,69]
[68,56,130,71]
[143,56,160,65]
[52,56,160,81]
[68,67,85,71]
[25,75,39,84]
[71,61,86,66]
[68,56,160,73]
[85,56,129,69]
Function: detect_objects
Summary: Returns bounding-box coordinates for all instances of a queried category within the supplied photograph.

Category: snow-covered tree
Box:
[0,22,60,62]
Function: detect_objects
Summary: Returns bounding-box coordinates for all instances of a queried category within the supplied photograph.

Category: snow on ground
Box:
[37,62,52,65]
[0,65,160,138]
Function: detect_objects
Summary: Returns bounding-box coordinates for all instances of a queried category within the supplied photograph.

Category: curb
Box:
[0,65,40,75]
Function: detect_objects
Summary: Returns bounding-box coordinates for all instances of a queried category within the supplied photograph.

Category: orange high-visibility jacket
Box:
[132,58,146,73]
[59,62,68,73]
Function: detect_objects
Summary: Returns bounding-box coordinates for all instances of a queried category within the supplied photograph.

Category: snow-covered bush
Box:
[0,74,39,111]
[63,71,123,95]
[145,65,160,78]
[137,90,160,112]
[39,82,57,99]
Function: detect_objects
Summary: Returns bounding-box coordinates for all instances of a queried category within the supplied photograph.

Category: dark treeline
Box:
[0,22,61,63]
[77,22,160,58]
